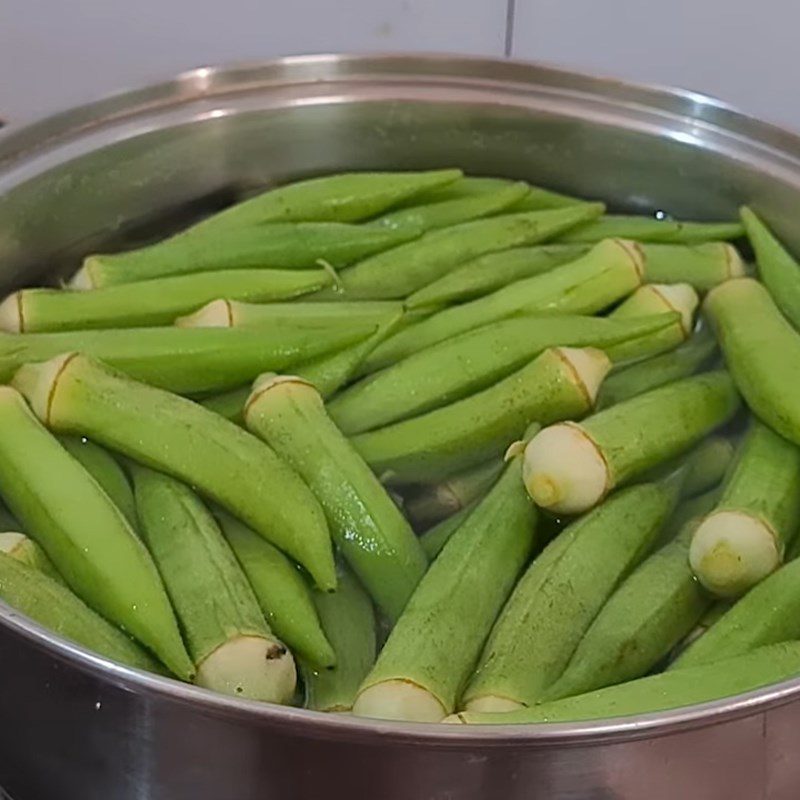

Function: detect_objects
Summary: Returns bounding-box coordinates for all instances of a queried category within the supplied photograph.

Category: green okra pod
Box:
[0,387,193,678]
[214,509,335,669]
[405,245,589,309]
[640,242,745,290]
[596,327,718,409]
[419,504,476,559]
[352,346,611,484]
[317,204,605,301]
[0,532,64,583]
[302,565,377,713]
[12,354,336,591]
[558,214,745,244]
[451,641,800,724]
[244,375,427,621]
[705,277,800,446]
[361,237,644,372]
[352,436,538,722]
[331,313,678,435]
[406,177,583,210]
[0,553,162,673]
[0,268,334,332]
[523,370,740,514]
[57,436,138,529]
[459,480,676,713]
[676,435,735,499]
[132,467,296,702]
[73,222,421,289]
[689,419,800,597]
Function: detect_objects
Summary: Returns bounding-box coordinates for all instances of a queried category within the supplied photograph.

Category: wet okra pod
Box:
[362,237,644,371]
[245,375,428,621]
[0,553,163,673]
[0,387,193,678]
[405,245,589,309]
[318,204,604,300]
[214,509,335,669]
[741,206,800,328]
[131,466,297,702]
[704,277,800,445]
[419,504,476,559]
[73,222,421,289]
[302,565,377,713]
[459,479,676,713]
[57,435,138,528]
[352,434,538,722]
[352,346,611,484]
[557,214,745,244]
[12,354,336,591]
[639,242,745,290]
[331,313,678,435]
[450,641,800,725]
[0,268,334,332]
[596,326,718,409]
[523,370,740,514]
[689,419,800,597]
[0,532,64,583]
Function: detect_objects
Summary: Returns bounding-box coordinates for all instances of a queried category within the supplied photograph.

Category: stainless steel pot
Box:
[1,54,800,800]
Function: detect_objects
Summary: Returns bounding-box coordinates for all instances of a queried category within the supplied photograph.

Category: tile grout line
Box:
[504,0,517,57]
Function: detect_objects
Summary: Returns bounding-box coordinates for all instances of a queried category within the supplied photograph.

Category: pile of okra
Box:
[2,168,800,725]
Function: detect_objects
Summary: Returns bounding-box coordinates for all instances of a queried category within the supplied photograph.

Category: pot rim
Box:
[3,51,800,744]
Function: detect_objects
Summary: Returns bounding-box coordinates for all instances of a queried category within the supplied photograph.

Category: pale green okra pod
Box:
[419,504,476,559]
[640,242,745,290]
[558,215,745,244]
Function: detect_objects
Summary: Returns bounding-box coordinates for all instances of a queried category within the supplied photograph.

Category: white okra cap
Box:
[646,283,699,337]
[68,262,96,290]
[195,634,297,703]
[553,346,611,408]
[175,299,234,328]
[0,532,29,555]
[0,293,22,333]
[352,679,447,723]
[12,352,77,425]
[243,372,320,424]
[689,510,782,598]
[722,243,746,279]
[523,422,609,514]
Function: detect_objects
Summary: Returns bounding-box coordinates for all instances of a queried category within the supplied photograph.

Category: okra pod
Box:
[361,237,644,371]
[353,346,611,484]
[0,532,63,582]
[740,206,800,328]
[73,222,420,289]
[689,419,800,597]
[705,277,800,445]
[676,435,735,499]
[245,375,427,621]
[405,245,589,309]
[0,553,162,673]
[407,177,582,210]
[319,205,604,301]
[460,479,675,713]
[132,467,296,702]
[0,268,334,332]
[352,437,538,722]
[596,327,717,409]
[452,641,800,724]
[0,387,193,678]
[419,504,476,559]
[13,354,336,591]
[641,242,745,290]
[57,436,138,529]
[214,509,335,669]
[523,370,740,514]
[302,566,377,713]
[558,215,745,244]
[332,313,678,435]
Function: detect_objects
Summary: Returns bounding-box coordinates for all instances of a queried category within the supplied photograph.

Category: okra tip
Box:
[195,634,297,703]
[522,423,609,513]
[689,510,781,598]
[11,352,77,424]
[352,679,447,723]
[0,292,22,333]
[175,299,232,328]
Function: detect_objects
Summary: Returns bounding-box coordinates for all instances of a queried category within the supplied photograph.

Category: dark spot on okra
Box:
[266,643,288,661]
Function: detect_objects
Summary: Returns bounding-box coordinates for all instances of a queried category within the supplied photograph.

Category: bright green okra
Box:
[317,204,605,301]
[419,504,476,559]
[558,215,745,244]
[523,371,740,514]
[131,466,296,702]
[352,438,538,722]
[705,278,800,446]
[405,177,583,210]
[244,375,427,621]
[0,553,162,673]
[689,419,800,598]
[352,346,611,484]
[302,565,377,713]
[361,237,644,372]
[12,354,336,591]
[214,509,335,669]
[640,242,745,290]
[0,532,64,583]
[452,641,800,724]
[331,313,679,435]
[0,268,334,332]
[460,480,676,713]
[0,386,193,678]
